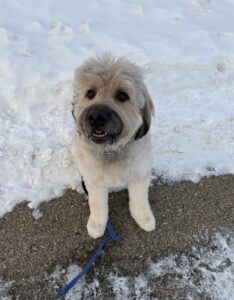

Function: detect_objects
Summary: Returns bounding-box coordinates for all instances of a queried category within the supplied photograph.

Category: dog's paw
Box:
[134,213,156,232]
[140,215,156,232]
[87,216,106,239]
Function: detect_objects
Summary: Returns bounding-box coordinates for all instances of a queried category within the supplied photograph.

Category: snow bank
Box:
[0,81,80,215]
[0,0,234,214]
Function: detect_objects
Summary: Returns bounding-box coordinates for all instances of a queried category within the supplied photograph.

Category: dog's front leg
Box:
[86,184,108,239]
[128,176,155,232]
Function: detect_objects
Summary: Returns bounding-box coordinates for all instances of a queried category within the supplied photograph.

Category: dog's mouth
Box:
[91,129,111,144]
[80,105,123,145]
[92,129,108,138]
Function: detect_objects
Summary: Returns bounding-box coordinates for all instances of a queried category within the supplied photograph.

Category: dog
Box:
[72,53,155,238]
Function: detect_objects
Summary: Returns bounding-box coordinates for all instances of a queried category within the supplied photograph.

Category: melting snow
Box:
[50,232,234,300]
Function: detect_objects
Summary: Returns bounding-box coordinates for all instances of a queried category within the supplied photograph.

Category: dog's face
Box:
[73,54,154,150]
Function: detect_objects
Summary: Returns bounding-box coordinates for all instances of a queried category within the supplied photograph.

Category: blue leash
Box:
[52,220,121,299]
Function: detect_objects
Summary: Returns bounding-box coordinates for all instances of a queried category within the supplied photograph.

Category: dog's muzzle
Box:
[83,105,123,144]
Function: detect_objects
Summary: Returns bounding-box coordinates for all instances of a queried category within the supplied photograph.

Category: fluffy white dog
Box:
[72,54,155,238]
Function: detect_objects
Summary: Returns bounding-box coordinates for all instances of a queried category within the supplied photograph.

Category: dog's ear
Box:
[71,101,76,121]
[135,83,154,140]
[72,69,82,121]
[71,87,78,121]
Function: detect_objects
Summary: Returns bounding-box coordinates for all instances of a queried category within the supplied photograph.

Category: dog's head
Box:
[73,54,154,150]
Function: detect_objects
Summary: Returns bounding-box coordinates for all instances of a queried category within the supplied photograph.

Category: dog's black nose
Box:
[87,106,111,127]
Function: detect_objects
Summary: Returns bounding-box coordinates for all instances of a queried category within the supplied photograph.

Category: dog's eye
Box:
[86,89,96,100]
[116,90,129,102]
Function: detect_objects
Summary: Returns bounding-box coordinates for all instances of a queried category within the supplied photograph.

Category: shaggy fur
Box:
[72,54,155,238]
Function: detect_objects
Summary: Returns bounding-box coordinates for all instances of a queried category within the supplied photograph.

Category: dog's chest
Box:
[98,160,134,188]
[77,138,152,189]
[81,153,135,188]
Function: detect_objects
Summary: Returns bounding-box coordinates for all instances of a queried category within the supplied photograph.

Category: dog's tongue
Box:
[96,129,103,135]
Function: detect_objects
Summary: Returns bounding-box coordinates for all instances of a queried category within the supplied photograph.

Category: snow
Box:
[49,232,234,300]
[149,61,234,182]
[0,280,12,300]
[0,80,81,216]
[149,231,234,300]
[108,274,131,300]
[1,0,234,215]
[50,265,100,300]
